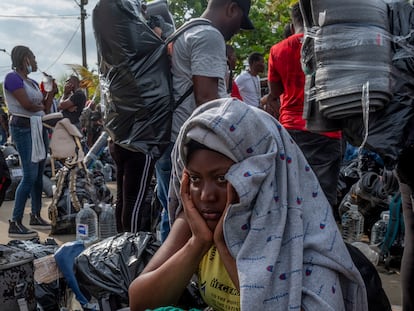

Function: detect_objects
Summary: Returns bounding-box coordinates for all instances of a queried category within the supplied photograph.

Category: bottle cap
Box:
[381,211,390,220]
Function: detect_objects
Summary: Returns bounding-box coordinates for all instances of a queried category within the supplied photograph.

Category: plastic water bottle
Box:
[103,163,112,182]
[76,203,99,245]
[370,211,390,245]
[99,203,117,240]
[84,131,109,168]
[351,242,379,266]
[42,72,54,92]
[341,202,364,243]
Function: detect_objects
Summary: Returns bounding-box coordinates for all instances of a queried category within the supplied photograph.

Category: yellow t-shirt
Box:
[197,246,240,311]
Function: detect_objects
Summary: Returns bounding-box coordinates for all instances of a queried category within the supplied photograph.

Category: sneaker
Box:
[8,220,39,239]
[29,213,52,229]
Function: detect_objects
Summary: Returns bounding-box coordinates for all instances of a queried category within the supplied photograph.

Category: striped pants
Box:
[109,141,155,233]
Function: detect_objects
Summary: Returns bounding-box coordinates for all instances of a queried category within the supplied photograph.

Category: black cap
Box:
[233,0,254,30]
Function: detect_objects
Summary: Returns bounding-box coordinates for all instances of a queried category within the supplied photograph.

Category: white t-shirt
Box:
[171,19,228,141]
[235,71,261,107]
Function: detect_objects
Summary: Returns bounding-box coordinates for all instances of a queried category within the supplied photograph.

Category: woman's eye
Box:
[217,175,227,183]
[189,175,200,183]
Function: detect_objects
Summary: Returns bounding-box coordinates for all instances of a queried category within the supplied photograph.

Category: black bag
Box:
[346,243,392,311]
[92,0,210,158]
[0,244,36,311]
[7,239,65,311]
[48,165,112,234]
[74,232,160,309]
[342,1,414,168]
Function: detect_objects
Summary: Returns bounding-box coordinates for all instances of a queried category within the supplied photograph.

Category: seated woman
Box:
[129,98,368,311]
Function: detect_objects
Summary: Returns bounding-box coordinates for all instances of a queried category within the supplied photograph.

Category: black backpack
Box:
[92,0,210,158]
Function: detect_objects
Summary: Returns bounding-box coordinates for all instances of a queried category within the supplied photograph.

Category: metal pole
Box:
[80,1,87,68]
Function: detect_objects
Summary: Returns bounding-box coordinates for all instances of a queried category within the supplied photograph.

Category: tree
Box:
[168,0,295,75]
[65,64,100,103]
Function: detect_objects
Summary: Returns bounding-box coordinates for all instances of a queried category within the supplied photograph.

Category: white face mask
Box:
[26,58,32,74]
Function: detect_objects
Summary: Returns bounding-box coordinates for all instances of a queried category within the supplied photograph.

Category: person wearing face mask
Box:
[3,45,54,238]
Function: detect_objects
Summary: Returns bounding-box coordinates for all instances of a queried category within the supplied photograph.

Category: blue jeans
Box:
[155,142,174,241]
[10,125,49,222]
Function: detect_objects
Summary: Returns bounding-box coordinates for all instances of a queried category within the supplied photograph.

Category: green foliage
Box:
[167,0,295,76]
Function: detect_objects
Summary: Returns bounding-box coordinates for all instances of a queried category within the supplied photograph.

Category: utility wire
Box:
[44,23,81,72]
[0,15,78,19]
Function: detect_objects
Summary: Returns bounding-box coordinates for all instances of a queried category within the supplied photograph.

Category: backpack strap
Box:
[382,192,402,253]
[166,18,213,109]
[48,166,70,226]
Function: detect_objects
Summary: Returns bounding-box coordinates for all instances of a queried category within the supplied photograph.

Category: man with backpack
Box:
[155,0,254,241]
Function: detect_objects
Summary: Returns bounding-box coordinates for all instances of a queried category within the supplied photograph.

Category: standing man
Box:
[266,2,342,217]
[235,52,265,107]
[155,0,254,241]
[58,75,86,129]
[226,44,243,100]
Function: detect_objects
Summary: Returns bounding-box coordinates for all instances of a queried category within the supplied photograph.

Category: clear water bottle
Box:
[370,211,389,245]
[103,163,112,182]
[76,203,99,245]
[84,131,109,169]
[99,203,117,240]
[351,242,379,266]
[341,202,364,243]
[42,72,54,92]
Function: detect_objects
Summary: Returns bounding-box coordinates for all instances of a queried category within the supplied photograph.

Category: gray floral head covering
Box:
[169,98,367,310]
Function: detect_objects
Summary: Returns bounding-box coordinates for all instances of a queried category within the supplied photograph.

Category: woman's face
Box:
[26,52,37,72]
[186,149,235,231]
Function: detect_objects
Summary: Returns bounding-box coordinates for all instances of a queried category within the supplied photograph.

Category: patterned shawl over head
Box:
[169,98,368,310]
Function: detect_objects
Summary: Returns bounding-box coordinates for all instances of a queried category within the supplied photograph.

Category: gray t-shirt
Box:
[170,19,228,141]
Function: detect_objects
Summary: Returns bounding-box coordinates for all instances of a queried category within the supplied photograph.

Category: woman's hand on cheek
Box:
[181,170,214,247]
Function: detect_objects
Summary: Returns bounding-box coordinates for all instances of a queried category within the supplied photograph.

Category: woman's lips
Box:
[201,211,221,221]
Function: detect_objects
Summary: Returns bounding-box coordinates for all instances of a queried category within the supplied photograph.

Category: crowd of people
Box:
[1,0,413,310]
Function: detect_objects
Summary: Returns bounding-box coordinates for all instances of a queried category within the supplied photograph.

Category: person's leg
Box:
[154,142,174,241]
[109,141,124,232]
[288,130,342,218]
[29,128,51,228]
[11,126,36,221]
[31,128,48,213]
[121,148,155,233]
[399,182,414,310]
[9,126,37,237]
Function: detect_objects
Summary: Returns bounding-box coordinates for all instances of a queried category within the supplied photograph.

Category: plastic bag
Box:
[92,0,173,158]
[74,232,160,305]
[346,243,392,311]
[342,1,414,168]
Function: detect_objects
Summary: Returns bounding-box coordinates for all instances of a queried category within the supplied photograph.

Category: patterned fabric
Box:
[169,98,367,310]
